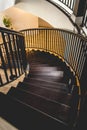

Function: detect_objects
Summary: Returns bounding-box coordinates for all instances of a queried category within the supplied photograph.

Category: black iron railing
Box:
[0,27,27,86]
[82,4,87,29]
[1,27,87,88]
[21,28,87,83]
[47,0,76,13]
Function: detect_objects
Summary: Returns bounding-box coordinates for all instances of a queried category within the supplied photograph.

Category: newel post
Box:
[71,0,87,26]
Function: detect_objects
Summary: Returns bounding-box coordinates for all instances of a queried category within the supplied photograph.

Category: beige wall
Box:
[0,7,38,31]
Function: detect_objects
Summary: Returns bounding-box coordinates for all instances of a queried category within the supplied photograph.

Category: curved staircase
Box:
[0,50,79,130]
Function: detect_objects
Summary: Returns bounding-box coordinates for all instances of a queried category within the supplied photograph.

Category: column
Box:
[71,0,87,26]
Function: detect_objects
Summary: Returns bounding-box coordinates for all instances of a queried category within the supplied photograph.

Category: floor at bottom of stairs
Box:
[0,74,25,94]
[0,117,18,130]
[0,75,25,130]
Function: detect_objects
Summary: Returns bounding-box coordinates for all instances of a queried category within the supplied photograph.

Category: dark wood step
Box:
[29,64,74,85]
[29,59,62,67]
[29,61,63,72]
[23,77,68,92]
[28,51,63,67]
[7,87,71,124]
[0,92,68,130]
[30,66,63,76]
[29,63,63,74]
[29,63,63,75]
[17,81,72,106]
[28,63,65,82]
[29,73,64,83]
[28,50,76,85]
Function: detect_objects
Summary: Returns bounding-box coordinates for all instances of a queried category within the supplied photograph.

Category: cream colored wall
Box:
[38,17,53,28]
[0,7,38,31]
[14,1,76,31]
[0,0,77,31]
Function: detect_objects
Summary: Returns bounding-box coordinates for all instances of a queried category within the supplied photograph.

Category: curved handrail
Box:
[47,0,76,15]
[20,28,87,83]
[47,0,87,36]
[82,4,87,34]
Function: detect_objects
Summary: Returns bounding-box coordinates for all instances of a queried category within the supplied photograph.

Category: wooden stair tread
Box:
[0,92,68,130]
[23,77,67,91]
[17,81,72,106]
[0,50,78,129]
[7,87,71,124]
[27,50,76,85]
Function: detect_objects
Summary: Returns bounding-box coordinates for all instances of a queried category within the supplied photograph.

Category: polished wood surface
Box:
[0,50,79,130]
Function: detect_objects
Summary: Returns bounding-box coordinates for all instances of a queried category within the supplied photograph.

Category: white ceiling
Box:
[0,0,16,12]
